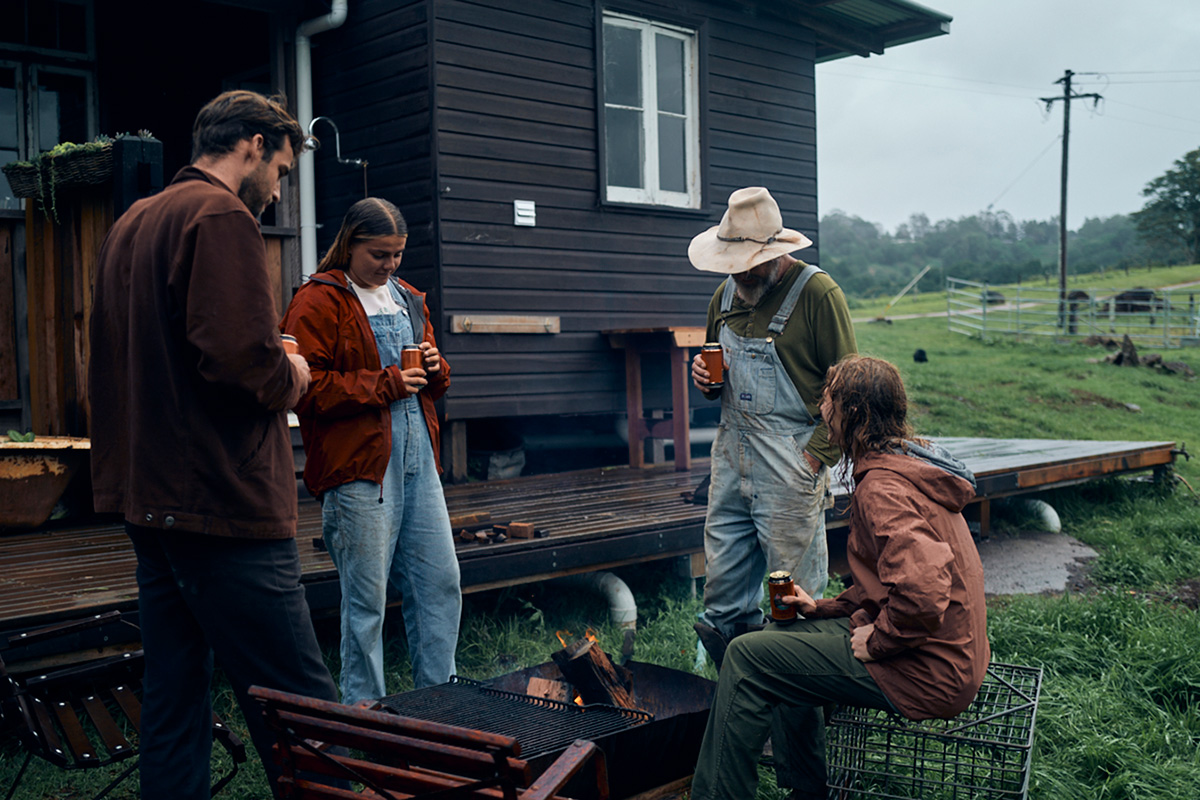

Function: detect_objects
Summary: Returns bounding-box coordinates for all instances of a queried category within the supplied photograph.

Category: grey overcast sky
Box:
[814,0,1200,234]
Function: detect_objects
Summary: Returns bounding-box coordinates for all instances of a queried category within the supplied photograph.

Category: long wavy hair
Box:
[824,355,923,466]
[317,198,408,273]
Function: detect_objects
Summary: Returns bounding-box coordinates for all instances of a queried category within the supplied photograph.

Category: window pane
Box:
[606,107,643,189]
[657,114,686,193]
[37,72,88,151]
[604,24,641,108]
[0,70,17,150]
[655,34,685,115]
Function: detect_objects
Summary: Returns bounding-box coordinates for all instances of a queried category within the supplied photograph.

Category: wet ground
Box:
[975,530,1099,596]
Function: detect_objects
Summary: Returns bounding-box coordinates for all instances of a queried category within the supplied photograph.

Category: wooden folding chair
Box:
[1,611,246,800]
[250,684,610,800]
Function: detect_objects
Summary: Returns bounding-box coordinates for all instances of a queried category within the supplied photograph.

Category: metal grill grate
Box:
[376,677,652,758]
[825,663,1043,800]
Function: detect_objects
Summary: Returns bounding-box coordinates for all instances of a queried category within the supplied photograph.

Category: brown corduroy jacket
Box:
[89,167,302,538]
[809,449,990,720]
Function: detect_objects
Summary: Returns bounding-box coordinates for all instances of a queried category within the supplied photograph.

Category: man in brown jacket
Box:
[89,91,339,799]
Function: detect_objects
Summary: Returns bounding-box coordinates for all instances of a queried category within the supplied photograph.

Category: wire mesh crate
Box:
[825,662,1042,800]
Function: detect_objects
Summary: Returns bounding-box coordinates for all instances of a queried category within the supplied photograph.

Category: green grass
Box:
[849,262,1200,320]
[4,314,1200,799]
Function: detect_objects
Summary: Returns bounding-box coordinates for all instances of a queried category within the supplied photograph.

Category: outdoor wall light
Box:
[306,116,369,196]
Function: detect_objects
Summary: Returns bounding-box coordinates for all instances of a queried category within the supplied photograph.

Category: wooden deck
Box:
[0,437,1177,633]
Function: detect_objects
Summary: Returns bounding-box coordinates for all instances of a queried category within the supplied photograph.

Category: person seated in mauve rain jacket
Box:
[690,355,989,800]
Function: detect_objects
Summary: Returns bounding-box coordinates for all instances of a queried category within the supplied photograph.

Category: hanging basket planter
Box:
[44,141,115,190]
[3,136,127,221]
[2,162,41,199]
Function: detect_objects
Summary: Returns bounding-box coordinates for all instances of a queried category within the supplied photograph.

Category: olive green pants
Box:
[690,617,895,800]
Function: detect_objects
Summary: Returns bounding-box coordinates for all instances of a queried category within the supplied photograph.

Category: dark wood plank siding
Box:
[311,0,439,301]
[435,0,817,419]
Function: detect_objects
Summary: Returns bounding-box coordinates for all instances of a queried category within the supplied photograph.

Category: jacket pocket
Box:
[235,418,272,477]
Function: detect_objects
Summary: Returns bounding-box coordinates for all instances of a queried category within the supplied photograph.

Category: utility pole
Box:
[1041,70,1101,330]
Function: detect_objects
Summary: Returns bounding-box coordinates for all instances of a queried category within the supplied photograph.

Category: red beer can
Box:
[768,570,798,622]
[401,345,423,371]
[701,343,724,387]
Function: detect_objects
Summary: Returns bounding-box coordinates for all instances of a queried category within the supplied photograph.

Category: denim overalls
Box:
[322,280,461,703]
[700,265,832,638]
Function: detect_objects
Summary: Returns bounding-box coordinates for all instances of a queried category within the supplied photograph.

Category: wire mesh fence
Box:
[947,278,1200,348]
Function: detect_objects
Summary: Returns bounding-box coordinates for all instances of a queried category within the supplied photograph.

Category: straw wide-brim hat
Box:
[688,187,813,274]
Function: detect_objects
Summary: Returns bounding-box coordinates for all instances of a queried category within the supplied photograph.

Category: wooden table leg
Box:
[670,346,691,471]
[624,349,645,468]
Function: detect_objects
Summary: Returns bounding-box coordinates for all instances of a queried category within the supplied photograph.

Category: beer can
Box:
[701,342,724,387]
[768,570,798,622]
[401,345,423,371]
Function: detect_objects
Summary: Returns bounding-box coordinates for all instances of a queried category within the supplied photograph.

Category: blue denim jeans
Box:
[323,395,462,703]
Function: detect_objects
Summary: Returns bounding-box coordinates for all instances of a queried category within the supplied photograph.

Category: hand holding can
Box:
[768,570,798,622]
[701,343,724,387]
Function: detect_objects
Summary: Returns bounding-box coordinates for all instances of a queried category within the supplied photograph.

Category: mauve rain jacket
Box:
[808,445,990,719]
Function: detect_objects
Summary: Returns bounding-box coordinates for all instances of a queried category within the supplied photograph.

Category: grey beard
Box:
[735,268,784,306]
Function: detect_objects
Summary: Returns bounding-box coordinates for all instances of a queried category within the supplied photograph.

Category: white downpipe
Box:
[296,0,349,278]
[553,572,638,630]
[1014,497,1062,533]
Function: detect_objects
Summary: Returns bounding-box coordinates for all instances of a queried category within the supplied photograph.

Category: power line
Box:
[1078,69,1200,75]
[986,137,1061,211]
[1103,98,1200,126]
[819,62,1044,93]
[1075,79,1200,85]
[818,69,1034,99]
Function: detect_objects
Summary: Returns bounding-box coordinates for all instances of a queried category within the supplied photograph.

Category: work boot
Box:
[693,622,729,672]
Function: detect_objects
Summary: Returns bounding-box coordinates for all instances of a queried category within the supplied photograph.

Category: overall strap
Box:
[767,264,824,337]
[719,276,737,313]
[388,280,426,339]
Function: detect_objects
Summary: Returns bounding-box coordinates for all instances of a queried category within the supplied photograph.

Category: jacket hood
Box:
[853,440,976,513]
[302,269,424,298]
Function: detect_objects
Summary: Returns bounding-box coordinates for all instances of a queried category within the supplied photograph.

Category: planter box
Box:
[2,163,40,198]
[0,437,91,530]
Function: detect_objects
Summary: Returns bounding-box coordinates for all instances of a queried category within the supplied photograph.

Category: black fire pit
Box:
[377,661,715,799]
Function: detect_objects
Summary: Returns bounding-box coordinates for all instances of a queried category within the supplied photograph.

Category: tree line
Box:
[821,146,1200,300]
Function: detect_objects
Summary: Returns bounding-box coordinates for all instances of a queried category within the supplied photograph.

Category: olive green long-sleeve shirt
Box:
[701,261,858,468]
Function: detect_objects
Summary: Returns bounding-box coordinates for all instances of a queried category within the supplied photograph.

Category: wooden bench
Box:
[249,685,610,800]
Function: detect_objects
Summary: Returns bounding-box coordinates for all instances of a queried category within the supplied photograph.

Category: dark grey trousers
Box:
[127,524,340,799]
[691,617,896,800]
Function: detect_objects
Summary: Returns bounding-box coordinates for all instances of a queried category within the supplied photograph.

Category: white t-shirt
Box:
[348,278,405,317]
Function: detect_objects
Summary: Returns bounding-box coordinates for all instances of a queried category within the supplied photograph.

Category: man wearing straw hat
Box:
[688,187,857,670]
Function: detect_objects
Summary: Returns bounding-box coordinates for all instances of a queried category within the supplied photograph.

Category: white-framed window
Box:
[601,12,700,209]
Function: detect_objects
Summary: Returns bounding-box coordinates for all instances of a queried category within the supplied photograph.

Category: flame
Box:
[556,628,599,648]
[574,694,584,706]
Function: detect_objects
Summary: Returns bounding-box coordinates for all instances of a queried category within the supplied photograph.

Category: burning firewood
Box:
[551,631,638,710]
